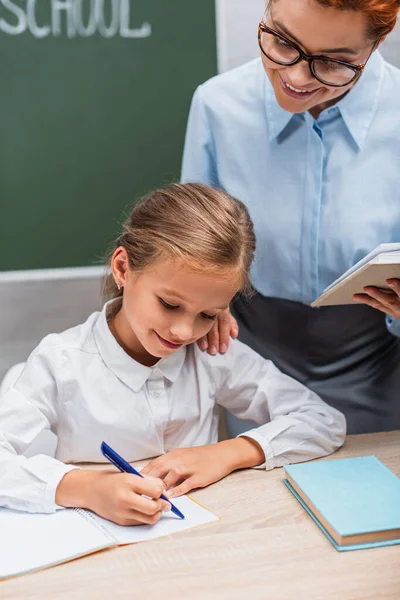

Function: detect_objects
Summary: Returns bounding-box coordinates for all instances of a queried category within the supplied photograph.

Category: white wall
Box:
[216,0,264,72]
[217,0,400,72]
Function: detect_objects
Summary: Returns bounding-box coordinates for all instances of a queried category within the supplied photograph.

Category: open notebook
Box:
[0,495,218,579]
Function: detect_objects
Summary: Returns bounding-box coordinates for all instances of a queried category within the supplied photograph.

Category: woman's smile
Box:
[278,74,320,100]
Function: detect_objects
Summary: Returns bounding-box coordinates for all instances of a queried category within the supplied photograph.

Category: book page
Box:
[89,495,218,545]
[323,243,400,292]
[0,507,112,580]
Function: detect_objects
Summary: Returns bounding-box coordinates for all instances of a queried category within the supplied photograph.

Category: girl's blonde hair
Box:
[103,183,255,301]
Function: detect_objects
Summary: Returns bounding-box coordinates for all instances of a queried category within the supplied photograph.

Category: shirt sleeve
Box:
[386,315,400,338]
[0,337,78,514]
[181,85,219,186]
[212,339,346,470]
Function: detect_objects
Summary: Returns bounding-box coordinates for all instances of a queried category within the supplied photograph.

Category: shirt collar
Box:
[93,299,186,392]
[334,50,383,150]
[263,50,384,148]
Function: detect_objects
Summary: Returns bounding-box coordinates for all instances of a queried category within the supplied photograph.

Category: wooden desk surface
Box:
[3,431,400,600]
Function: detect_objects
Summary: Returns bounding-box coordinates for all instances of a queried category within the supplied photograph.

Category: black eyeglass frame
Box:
[258,22,371,88]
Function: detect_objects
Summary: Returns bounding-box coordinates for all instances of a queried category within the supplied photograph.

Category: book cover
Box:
[284,456,400,551]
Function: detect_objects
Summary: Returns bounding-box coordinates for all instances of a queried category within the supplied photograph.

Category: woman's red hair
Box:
[316,0,400,39]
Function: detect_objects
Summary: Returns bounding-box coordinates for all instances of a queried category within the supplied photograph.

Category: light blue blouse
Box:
[181,51,400,336]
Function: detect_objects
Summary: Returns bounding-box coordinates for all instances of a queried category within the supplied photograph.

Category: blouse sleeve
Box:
[0,337,77,513]
[386,315,400,338]
[181,85,219,186]
[211,339,346,470]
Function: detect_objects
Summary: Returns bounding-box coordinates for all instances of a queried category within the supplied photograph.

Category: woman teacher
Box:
[182,0,400,434]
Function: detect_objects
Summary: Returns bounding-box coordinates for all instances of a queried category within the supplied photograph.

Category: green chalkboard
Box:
[0,0,217,270]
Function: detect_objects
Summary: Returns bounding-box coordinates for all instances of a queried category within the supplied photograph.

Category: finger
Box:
[357,287,400,318]
[217,313,232,354]
[140,463,151,475]
[362,286,397,308]
[140,462,164,476]
[353,293,383,307]
[126,473,165,498]
[196,335,208,351]
[163,466,187,490]
[126,493,171,516]
[166,476,198,499]
[229,314,239,339]
[142,462,170,481]
[387,279,400,297]
[117,509,164,527]
[207,321,219,356]
[353,293,389,314]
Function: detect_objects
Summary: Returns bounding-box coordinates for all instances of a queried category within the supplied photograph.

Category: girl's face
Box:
[111,249,240,365]
[261,0,374,115]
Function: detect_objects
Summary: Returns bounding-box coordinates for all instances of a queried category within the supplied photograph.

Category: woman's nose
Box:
[284,60,314,87]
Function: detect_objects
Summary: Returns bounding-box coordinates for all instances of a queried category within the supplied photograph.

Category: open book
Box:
[312,243,400,307]
[0,495,218,580]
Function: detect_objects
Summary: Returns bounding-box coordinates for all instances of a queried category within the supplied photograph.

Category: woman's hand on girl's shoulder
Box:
[55,469,171,526]
[353,279,400,319]
[196,307,239,356]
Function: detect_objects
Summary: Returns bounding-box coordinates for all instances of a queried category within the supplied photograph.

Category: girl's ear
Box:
[111,247,130,287]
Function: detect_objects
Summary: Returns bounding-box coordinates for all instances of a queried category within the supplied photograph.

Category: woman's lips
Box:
[279,74,319,100]
[155,332,183,349]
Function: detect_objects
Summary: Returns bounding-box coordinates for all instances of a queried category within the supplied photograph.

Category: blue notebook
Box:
[284,456,400,552]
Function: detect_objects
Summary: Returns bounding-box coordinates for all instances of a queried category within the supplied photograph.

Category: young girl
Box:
[0,183,345,526]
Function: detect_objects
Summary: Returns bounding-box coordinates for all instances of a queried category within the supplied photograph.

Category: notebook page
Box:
[89,495,218,545]
[375,251,400,263]
[323,243,400,292]
[0,507,113,580]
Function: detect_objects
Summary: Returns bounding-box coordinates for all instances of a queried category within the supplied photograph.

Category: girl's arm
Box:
[0,337,78,513]
[0,337,168,524]
[142,340,346,497]
[213,339,346,469]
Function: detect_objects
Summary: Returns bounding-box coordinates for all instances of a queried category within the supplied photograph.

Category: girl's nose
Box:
[168,321,195,343]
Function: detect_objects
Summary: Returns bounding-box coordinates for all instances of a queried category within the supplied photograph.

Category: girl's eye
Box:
[159,298,179,310]
[201,313,217,321]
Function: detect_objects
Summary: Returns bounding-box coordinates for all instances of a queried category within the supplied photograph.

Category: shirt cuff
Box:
[237,431,275,471]
[386,315,400,338]
[44,463,80,513]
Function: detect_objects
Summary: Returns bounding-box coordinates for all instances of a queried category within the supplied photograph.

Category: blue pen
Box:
[100,441,185,520]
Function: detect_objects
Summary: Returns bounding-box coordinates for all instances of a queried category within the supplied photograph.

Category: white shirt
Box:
[0,300,345,513]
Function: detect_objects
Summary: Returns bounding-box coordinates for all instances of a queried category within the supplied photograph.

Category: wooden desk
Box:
[3,432,400,600]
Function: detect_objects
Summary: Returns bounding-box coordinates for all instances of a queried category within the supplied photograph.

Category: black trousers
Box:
[229,292,400,435]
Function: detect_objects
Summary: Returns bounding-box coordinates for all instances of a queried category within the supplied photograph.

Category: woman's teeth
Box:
[286,83,310,93]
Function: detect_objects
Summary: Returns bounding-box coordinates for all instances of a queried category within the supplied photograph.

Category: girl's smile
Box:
[111,251,240,367]
[154,332,184,350]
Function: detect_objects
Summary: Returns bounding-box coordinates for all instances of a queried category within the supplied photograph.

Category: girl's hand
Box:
[197,307,239,355]
[141,438,264,499]
[353,279,400,319]
[56,469,170,526]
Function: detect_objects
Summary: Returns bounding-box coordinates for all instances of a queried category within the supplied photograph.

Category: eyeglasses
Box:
[258,22,371,88]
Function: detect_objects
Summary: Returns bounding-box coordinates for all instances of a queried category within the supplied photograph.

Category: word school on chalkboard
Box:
[0,0,151,38]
